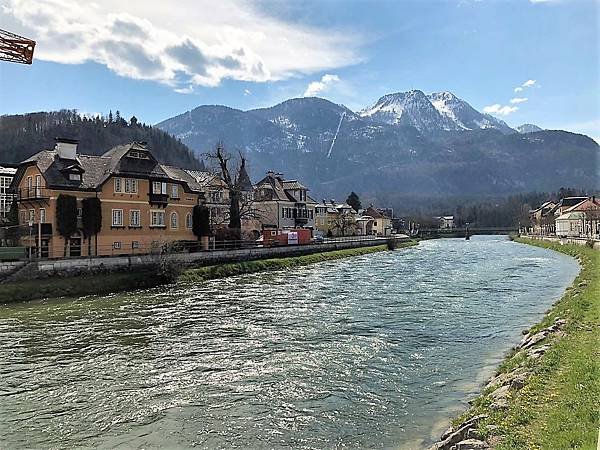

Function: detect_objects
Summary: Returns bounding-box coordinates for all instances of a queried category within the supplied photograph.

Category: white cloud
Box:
[510,97,528,104]
[483,104,519,116]
[513,79,537,93]
[243,89,252,96]
[303,74,340,97]
[2,0,362,92]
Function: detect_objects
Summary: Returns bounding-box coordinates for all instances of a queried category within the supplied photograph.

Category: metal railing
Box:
[15,187,51,201]
[0,234,401,261]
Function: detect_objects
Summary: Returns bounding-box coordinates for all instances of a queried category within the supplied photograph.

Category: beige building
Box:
[314,200,357,236]
[251,171,317,234]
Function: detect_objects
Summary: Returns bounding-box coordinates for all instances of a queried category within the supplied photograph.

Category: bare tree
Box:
[206,142,258,240]
[331,213,357,236]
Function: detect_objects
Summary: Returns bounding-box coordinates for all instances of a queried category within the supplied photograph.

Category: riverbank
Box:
[428,237,599,449]
[179,242,417,283]
[0,241,417,303]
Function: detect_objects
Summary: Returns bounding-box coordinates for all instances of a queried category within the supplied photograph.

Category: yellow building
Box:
[11,139,209,257]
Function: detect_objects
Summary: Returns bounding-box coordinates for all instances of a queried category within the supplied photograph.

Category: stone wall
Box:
[22,237,394,278]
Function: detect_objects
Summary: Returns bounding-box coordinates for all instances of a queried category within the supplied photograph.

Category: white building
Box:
[555,211,585,238]
[0,165,17,219]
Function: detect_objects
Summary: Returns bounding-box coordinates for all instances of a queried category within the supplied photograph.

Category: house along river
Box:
[0,236,579,449]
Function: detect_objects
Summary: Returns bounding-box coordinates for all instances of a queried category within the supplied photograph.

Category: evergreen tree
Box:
[346,191,362,212]
[192,205,211,238]
[82,197,102,256]
[56,194,78,257]
[108,110,113,123]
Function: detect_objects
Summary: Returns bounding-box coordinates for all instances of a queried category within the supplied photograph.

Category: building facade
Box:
[0,165,17,220]
[251,171,317,234]
[11,140,204,257]
[314,200,357,236]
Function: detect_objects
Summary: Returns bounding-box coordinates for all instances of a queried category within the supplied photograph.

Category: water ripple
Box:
[0,236,579,449]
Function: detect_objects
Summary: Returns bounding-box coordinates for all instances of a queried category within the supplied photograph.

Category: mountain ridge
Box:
[156,93,598,200]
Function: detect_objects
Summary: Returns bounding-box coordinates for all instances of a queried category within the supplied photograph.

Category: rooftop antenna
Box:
[0,28,36,64]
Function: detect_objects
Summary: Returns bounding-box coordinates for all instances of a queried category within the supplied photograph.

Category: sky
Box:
[0,0,598,140]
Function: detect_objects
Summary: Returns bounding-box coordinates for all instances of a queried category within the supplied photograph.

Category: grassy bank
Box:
[0,270,161,304]
[179,242,417,284]
[455,237,599,449]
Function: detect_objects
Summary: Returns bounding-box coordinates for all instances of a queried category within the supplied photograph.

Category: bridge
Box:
[416,227,518,237]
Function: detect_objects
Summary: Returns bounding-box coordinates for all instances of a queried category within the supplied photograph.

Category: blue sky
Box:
[0,0,598,140]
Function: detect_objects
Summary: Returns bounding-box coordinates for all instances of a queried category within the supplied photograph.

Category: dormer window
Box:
[128,150,149,159]
[69,173,81,181]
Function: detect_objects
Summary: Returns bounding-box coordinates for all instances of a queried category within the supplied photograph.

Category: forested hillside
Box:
[0,110,203,169]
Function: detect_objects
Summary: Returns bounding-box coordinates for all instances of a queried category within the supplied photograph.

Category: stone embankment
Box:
[427,317,570,450]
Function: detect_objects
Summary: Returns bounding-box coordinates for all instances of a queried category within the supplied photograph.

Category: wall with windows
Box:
[14,167,201,257]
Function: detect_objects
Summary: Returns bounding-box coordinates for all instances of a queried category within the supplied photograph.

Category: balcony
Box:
[16,188,51,202]
[295,217,309,226]
[148,193,169,206]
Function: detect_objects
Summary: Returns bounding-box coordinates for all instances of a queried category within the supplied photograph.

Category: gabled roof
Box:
[564,197,600,213]
[556,211,585,221]
[12,142,192,192]
[186,170,227,189]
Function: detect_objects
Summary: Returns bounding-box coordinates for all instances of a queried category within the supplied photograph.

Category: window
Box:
[125,178,138,193]
[20,210,26,224]
[171,184,179,198]
[186,213,192,229]
[170,212,179,229]
[39,208,46,223]
[113,242,122,250]
[152,181,167,195]
[69,173,81,181]
[28,209,35,223]
[77,207,83,218]
[132,241,140,249]
[130,209,141,227]
[26,176,32,196]
[114,177,123,193]
[151,210,165,227]
[112,209,124,227]
[35,175,42,196]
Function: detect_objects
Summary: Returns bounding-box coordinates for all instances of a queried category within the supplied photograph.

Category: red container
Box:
[262,228,312,246]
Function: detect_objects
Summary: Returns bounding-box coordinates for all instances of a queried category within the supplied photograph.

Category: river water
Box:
[0,236,579,449]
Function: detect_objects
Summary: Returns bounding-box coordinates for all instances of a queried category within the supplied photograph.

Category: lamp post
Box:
[27,219,33,260]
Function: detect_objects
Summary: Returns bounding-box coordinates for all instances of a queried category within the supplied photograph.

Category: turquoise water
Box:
[0,236,579,449]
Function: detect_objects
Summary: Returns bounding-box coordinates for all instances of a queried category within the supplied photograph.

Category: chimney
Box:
[55,138,78,160]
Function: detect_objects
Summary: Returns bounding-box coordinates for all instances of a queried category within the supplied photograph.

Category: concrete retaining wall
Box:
[29,238,392,276]
[0,261,26,277]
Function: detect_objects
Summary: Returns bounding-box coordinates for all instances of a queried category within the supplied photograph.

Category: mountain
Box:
[517,123,544,133]
[0,110,203,168]
[427,91,514,133]
[359,90,453,132]
[157,94,599,201]
[358,90,514,134]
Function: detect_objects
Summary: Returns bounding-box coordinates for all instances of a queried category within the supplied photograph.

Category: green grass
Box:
[456,237,599,450]
[179,241,417,283]
[0,270,160,303]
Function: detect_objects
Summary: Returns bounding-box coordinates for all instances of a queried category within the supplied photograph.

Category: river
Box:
[0,236,579,449]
